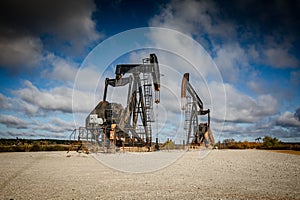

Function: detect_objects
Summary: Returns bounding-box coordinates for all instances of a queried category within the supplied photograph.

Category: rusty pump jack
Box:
[86,54,160,151]
[181,73,214,147]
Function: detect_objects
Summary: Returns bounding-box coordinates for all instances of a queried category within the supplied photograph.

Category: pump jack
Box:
[181,73,214,147]
[86,54,160,151]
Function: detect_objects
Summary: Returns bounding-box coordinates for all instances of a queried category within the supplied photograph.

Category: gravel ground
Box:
[0,149,299,200]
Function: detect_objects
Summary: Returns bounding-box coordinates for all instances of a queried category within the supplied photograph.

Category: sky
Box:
[0,0,299,143]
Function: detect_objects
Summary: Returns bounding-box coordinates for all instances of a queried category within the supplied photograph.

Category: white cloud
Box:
[0,114,29,129]
[17,101,39,116]
[148,0,247,84]
[147,28,221,82]
[0,92,42,116]
[16,81,73,113]
[50,117,75,130]
[46,55,78,84]
[43,53,103,92]
[32,118,74,133]
[149,0,236,41]
[247,81,262,94]
[213,43,248,82]
[276,111,300,127]
[11,80,94,115]
[263,48,298,68]
[210,82,278,123]
[0,93,12,110]
[74,64,103,91]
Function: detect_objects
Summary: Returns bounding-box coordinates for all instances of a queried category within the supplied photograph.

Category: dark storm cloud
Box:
[216,0,300,69]
[217,0,300,37]
[0,0,101,71]
[294,107,300,121]
[221,0,300,64]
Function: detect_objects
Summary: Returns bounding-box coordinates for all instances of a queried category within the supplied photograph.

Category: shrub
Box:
[262,136,281,148]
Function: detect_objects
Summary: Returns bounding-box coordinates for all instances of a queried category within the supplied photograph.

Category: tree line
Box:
[218,136,300,151]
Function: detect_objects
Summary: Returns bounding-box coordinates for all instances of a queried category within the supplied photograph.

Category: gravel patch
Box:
[0,149,299,199]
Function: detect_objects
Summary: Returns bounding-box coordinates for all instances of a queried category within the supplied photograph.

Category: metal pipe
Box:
[103,78,109,101]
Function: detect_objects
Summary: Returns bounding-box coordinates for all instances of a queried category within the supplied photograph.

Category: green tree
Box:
[263,136,280,148]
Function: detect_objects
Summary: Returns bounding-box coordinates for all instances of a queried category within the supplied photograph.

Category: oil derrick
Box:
[85,54,160,152]
[181,73,214,148]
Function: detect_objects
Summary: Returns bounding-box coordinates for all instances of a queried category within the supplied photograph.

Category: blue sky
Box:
[0,0,299,142]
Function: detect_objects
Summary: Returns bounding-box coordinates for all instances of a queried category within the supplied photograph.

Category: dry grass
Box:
[268,149,300,155]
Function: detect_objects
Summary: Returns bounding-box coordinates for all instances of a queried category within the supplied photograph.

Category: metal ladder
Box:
[142,66,154,145]
[184,95,192,144]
